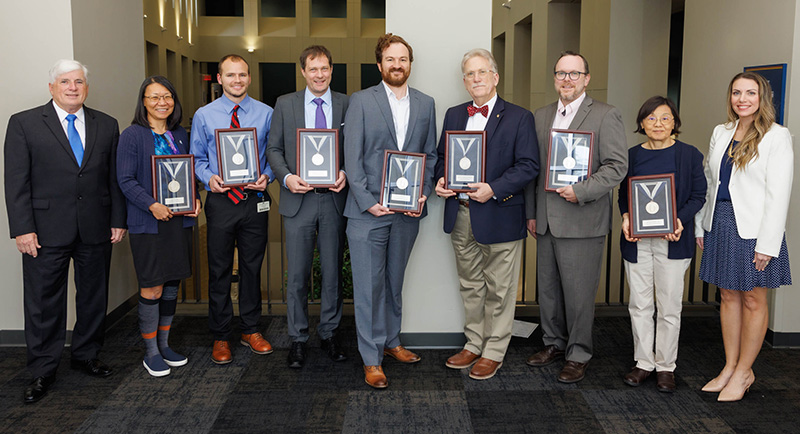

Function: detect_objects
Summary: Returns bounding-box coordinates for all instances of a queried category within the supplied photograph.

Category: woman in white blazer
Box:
[695,72,793,402]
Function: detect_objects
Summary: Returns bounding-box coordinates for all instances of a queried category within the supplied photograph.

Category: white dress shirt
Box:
[52,101,86,148]
[382,81,410,151]
[552,91,586,130]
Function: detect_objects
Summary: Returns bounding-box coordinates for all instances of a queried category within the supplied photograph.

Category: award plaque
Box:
[545,128,594,191]
[215,127,261,187]
[380,150,427,213]
[444,130,486,192]
[151,154,196,215]
[296,128,339,187]
[628,173,677,238]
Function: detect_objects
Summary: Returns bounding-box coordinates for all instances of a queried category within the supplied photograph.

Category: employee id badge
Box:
[257,193,270,213]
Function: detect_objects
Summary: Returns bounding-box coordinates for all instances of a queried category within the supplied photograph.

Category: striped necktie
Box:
[227,104,246,204]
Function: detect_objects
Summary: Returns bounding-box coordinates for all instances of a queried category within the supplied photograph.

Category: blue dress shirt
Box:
[191,94,274,191]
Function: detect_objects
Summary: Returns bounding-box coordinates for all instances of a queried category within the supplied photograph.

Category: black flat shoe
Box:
[24,375,55,404]
[321,337,346,362]
[287,342,306,369]
[70,358,113,377]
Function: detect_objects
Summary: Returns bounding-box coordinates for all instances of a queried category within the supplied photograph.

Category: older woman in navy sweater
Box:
[618,96,706,392]
[117,76,201,377]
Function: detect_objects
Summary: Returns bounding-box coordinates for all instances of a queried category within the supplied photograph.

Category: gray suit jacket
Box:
[343,83,437,220]
[524,95,627,238]
[266,89,349,217]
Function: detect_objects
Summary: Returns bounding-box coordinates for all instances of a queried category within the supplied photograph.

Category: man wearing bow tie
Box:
[434,48,538,381]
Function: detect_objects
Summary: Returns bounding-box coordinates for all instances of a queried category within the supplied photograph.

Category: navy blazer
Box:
[434,98,539,245]
[618,140,706,262]
[117,124,196,234]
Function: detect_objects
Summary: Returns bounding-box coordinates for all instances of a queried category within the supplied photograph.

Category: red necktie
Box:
[227,105,246,204]
[467,105,488,117]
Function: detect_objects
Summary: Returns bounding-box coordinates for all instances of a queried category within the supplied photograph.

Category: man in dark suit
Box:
[344,33,437,388]
[267,45,349,368]
[524,51,627,383]
[434,49,538,381]
[4,59,127,404]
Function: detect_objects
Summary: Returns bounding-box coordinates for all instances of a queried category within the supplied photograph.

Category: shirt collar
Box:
[557,91,586,116]
[221,93,252,114]
[472,93,498,114]
[382,81,409,101]
[304,87,332,106]
[52,100,85,123]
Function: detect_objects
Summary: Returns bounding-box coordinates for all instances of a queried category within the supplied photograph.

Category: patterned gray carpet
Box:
[1,312,799,433]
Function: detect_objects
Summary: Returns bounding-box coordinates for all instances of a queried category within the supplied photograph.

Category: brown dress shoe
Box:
[558,360,588,383]
[623,367,652,387]
[526,345,565,367]
[469,357,503,380]
[240,332,273,355]
[211,340,232,364]
[446,349,480,369]
[364,365,388,389]
[656,371,676,393]
[383,345,420,363]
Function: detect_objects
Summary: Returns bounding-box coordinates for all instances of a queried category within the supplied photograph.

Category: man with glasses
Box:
[523,51,627,383]
[434,48,538,380]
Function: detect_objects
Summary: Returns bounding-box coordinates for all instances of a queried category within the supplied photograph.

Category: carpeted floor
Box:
[1,312,799,433]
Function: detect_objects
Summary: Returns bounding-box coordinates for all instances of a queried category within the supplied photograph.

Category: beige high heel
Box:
[717,371,755,402]
[701,374,730,392]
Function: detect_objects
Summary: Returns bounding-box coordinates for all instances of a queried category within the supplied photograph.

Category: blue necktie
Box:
[313,98,327,129]
[66,114,84,167]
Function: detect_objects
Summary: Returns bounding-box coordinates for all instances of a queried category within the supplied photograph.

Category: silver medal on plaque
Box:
[168,180,181,193]
[560,135,580,170]
[163,161,184,194]
[396,177,409,190]
[639,181,664,215]
[311,153,324,166]
[394,157,415,191]
[459,157,471,170]
[645,201,659,214]
[308,135,327,167]
[454,137,476,172]
[228,134,246,166]
[562,156,576,169]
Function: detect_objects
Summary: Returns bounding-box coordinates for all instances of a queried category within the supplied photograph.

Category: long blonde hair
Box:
[726,71,776,169]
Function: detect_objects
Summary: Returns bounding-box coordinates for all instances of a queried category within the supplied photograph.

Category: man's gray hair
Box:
[49,59,89,84]
[460,48,499,74]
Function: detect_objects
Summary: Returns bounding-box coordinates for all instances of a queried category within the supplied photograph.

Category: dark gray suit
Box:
[344,83,436,366]
[524,95,627,363]
[266,89,348,343]
[4,101,125,378]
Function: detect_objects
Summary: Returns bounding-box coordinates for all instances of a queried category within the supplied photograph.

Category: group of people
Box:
[4,32,792,404]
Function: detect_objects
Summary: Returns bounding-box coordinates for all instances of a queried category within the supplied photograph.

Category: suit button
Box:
[79,174,83,178]
[78,196,83,200]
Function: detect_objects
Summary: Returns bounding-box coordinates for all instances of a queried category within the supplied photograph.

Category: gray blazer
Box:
[524,95,628,238]
[266,90,349,217]
[343,83,437,220]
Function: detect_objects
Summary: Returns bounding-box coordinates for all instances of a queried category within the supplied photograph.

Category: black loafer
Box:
[70,358,113,377]
[321,337,347,362]
[287,342,306,369]
[24,375,55,404]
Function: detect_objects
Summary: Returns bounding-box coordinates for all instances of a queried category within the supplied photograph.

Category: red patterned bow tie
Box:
[467,105,488,117]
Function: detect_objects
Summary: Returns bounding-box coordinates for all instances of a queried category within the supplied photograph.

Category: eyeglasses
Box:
[463,69,495,80]
[644,115,674,124]
[145,95,174,103]
[554,71,587,81]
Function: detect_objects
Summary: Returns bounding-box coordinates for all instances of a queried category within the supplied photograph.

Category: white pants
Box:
[623,238,691,372]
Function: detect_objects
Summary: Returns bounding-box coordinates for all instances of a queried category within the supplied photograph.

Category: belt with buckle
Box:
[313,188,330,194]
[458,199,470,208]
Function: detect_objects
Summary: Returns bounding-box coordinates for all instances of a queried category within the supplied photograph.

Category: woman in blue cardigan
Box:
[618,96,706,392]
[117,76,201,377]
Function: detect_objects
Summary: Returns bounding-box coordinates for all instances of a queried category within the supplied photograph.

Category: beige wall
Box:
[681,0,800,334]
[0,0,144,336]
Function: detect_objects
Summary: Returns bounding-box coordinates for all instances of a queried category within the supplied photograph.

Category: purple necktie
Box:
[313,98,327,129]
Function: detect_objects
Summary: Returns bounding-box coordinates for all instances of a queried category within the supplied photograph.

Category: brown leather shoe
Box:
[623,367,652,387]
[469,357,503,380]
[240,332,273,355]
[211,340,232,364]
[526,345,565,367]
[446,349,480,369]
[364,365,388,389]
[656,371,676,393]
[558,360,588,383]
[383,345,420,364]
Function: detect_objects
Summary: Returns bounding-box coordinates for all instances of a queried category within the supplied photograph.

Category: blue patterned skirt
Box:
[699,201,791,291]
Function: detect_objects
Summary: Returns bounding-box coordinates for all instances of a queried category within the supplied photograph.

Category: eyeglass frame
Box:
[554,71,588,81]
[463,69,496,80]
[643,115,675,124]
[144,95,174,103]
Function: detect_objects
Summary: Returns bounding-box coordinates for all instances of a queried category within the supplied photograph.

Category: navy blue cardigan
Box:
[618,140,706,262]
[117,124,196,234]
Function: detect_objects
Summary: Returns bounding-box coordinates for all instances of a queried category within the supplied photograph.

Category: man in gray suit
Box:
[524,52,627,383]
[344,33,436,389]
[267,45,349,368]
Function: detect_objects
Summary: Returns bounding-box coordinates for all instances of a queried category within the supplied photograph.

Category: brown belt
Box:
[458,199,470,208]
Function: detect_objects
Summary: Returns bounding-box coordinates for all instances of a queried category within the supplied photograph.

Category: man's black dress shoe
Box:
[24,375,55,404]
[70,358,113,377]
[321,337,347,362]
[287,342,306,369]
